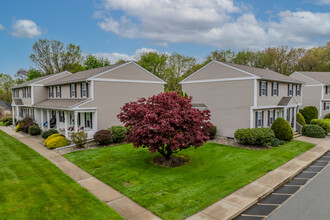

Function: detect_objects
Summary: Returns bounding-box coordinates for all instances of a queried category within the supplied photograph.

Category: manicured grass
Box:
[64,141,315,220]
[0,130,122,219]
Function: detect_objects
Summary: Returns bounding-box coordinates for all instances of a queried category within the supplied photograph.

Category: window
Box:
[27,87,31,98]
[23,88,26,98]
[326,86,329,95]
[56,86,61,98]
[324,102,330,110]
[272,82,278,96]
[286,108,290,121]
[288,84,293,96]
[81,83,87,97]
[268,110,275,126]
[256,111,263,128]
[30,108,34,120]
[70,84,76,98]
[296,84,301,96]
[59,111,65,122]
[19,107,23,117]
[260,81,267,96]
[85,112,92,128]
[49,87,54,98]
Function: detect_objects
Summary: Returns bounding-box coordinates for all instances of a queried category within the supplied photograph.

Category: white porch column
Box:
[12,106,15,126]
[47,109,50,129]
[284,107,287,122]
[64,111,68,138]
[56,111,59,130]
[293,107,297,131]
[16,106,19,120]
[74,112,78,133]
[40,109,44,130]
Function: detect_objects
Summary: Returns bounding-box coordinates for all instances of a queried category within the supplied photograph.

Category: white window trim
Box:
[257,111,263,128]
[273,82,278,96]
[56,86,61,98]
[326,102,330,110]
[269,110,274,125]
[82,83,87,98]
[261,81,267,96]
[71,84,76,98]
[288,84,293,96]
[49,86,53,98]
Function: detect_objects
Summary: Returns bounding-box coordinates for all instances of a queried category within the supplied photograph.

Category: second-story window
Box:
[326,86,329,95]
[56,86,61,98]
[288,84,293,96]
[296,84,301,96]
[259,81,267,96]
[23,88,26,98]
[27,87,31,98]
[272,82,279,96]
[81,83,88,97]
[70,84,76,98]
[49,87,54,98]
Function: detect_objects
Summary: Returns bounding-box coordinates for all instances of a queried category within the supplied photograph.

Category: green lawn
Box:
[64,141,315,220]
[0,130,122,219]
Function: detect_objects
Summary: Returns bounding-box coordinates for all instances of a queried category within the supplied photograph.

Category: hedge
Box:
[44,133,64,146]
[324,113,330,119]
[299,106,318,124]
[109,126,127,143]
[234,128,275,147]
[271,117,293,141]
[28,125,42,136]
[46,136,69,149]
[41,129,59,139]
[310,119,330,134]
[94,130,112,145]
[296,112,306,127]
[303,124,325,138]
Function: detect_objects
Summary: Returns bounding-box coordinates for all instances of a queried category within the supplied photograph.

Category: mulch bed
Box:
[152,155,189,167]
[210,137,272,150]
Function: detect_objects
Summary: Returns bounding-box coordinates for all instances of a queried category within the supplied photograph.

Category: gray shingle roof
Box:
[278,97,292,106]
[13,99,23,105]
[45,62,128,86]
[294,71,330,85]
[226,63,303,84]
[33,99,88,109]
[0,100,11,110]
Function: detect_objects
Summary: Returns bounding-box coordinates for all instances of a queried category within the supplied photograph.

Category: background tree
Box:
[0,73,15,102]
[26,68,43,81]
[84,54,110,70]
[30,38,82,74]
[118,92,212,160]
[138,52,168,79]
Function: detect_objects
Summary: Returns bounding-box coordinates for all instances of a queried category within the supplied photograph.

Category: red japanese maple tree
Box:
[117,92,213,160]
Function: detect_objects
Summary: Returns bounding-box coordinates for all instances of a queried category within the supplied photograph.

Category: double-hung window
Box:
[27,87,31,98]
[324,102,330,110]
[268,110,275,126]
[56,86,61,98]
[272,82,278,96]
[81,83,87,97]
[70,84,76,98]
[256,111,263,128]
[49,87,54,98]
[260,81,267,96]
[288,84,293,96]
[296,84,301,96]
[59,111,65,122]
[85,113,92,129]
[23,88,26,98]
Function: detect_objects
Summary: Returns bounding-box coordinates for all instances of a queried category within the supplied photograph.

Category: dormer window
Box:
[272,82,279,96]
[296,84,301,96]
[56,86,61,98]
[70,84,77,98]
[49,86,54,98]
[81,83,88,98]
[259,81,267,96]
[288,84,293,96]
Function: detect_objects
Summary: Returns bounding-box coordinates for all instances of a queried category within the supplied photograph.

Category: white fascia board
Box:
[304,84,323,87]
[72,108,97,112]
[251,104,300,110]
[91,78,166,84]
[292,72,322,85]
[179,76,257,84]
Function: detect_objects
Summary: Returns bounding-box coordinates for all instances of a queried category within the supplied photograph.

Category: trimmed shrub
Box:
[303,124,325,138]
[2,117,12,126]
[15,124,20,132]
[296,112,306,127]
[271,117,293,141]
[204,126,217,140]
[234,128,275,147]
[270,138,287,147]
[28,125,42,136]
[311,119,330,133]
[299,106,318,124]
[2,117,11,123]
[94,130,112,145]
[71,131,87,147]
[18,117,37,133]
[44,133,64,146]
[109,126,126,143]
[41,129,59,139]
[324,113,330,119]
[46,136,69,149]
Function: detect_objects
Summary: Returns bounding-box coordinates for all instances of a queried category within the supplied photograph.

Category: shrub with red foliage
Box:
[117,92,213,160]
[94,129,112,145]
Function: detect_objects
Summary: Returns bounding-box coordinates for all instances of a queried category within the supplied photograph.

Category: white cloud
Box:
[0,24,5,31]
[318,0,330,5]
[96,0,330,49]
[85,47,160,63]
[10,19,42,38]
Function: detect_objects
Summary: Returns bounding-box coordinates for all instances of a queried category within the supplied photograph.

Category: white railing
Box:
[296,122,303,134]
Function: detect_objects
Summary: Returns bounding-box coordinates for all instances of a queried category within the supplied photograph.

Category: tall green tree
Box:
[0,73,15,102]
[138,52,168,79]
[84,54,110,69]
[30,38,82,74]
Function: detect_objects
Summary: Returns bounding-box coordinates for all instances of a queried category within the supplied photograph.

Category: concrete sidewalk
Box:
[0,126,160,220]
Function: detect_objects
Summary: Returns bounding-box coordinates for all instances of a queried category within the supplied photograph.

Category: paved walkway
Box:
[0,127,160,220]
[267,156,330,220]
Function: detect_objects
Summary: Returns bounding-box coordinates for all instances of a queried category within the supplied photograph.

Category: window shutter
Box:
[255,112,258,128]
[70,85,72,98]
[288,84,290,96]
[271,83,274,96]
[78,113,80,126]
[85,113,87,127]
[90,113,93,129]
[60,86,62,98]
[265,82,268,96]
[81,83,83,97]
[268,110,270,126]
[277,83,279,96]
[259,81,262,96]
[262,111,264,127]
[86,83,89,97]
[75,84,77,98]
[326,86,328,94]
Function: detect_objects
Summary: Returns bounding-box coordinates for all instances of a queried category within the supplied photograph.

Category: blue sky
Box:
[1,0,329,77]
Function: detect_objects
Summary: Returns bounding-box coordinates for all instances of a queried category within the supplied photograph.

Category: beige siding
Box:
[45,83,91,99]
[95,62,160,81]
[18,87,32,105]
[258,81,302,106]
[323,87,330,99]
[290,72,320,85]
[186,62,251,81]
[80,81,164,130]
[301,86,322,109]
[183,80,254,137]
[33,86,47,104]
